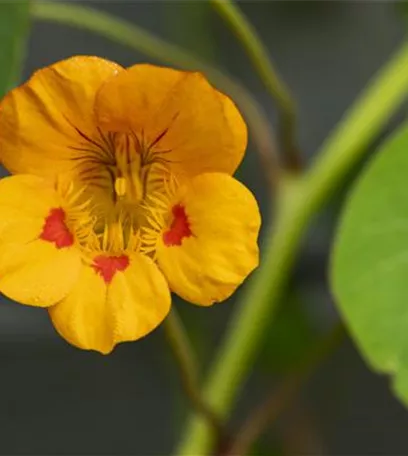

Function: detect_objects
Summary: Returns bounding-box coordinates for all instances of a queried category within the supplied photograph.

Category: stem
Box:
[176,41,408,455]
[226,323,345,456]
[211,0,300,171]
[31,1,280,188]
[163,309,225,444]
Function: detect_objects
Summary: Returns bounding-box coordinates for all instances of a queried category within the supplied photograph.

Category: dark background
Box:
[1,1,407,454]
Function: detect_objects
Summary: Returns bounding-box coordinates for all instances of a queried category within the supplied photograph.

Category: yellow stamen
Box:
[115,177,127,197]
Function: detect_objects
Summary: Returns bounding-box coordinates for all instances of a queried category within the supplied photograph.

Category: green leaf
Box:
[0,1,30,97]
[331,123,408,405]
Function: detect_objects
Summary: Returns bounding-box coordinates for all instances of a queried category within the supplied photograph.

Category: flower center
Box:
[40,208,74,248]
[69,129,173,249]
[163,204,192,246]
[93,254,130,283]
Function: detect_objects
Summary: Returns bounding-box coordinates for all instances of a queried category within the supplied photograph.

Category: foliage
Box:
[332,124,408,406]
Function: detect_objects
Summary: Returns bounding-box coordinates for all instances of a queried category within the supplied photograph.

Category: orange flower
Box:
[0,56,261,353]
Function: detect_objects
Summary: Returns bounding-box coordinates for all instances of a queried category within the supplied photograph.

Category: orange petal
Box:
[0,175,82,306]
[0,56,122,176]
[95,64,247,177]
[155,173,261,306]
[49,252,171,354]
[0,175,58,243]
[0,241,81,307]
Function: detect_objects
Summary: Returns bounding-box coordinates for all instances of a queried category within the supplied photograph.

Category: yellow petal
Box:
[0,175,82,307]
[49,253,171,354]
[95,64,247,177]
[155,173,261,306]
[0,175,58,243]
[0,241,81,307]
[0,56,122,176]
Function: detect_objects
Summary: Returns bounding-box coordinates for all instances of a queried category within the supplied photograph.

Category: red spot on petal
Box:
[40,208,74,248]
[163,204,192,247]
[93,255,130,284]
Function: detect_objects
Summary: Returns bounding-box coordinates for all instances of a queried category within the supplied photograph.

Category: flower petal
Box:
[0,175,58,243]
[0,241,81,307]
[155,173,261,306]
[49,253,171,354]
[0,56,122,176]
[0,175,82,307]
[96,64,247,177]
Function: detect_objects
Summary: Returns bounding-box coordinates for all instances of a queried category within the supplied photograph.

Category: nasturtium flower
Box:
[0,56,261,354]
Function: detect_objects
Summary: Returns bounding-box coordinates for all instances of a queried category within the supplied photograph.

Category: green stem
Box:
[176,41,408,455]
[31,1,280,187]
[211,0,299,171]
[163,310,225,443]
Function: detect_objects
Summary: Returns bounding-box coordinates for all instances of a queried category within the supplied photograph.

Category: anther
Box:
[115,177,127,197]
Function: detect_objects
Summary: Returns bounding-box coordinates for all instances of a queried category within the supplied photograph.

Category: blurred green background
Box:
[1,1,408,454]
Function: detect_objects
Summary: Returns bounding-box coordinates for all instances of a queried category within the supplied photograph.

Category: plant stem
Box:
[225,323,345,456]
[163,309,225,444]
[31,1,280,188]
[211,0,300,171]
[176,41,408,455]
